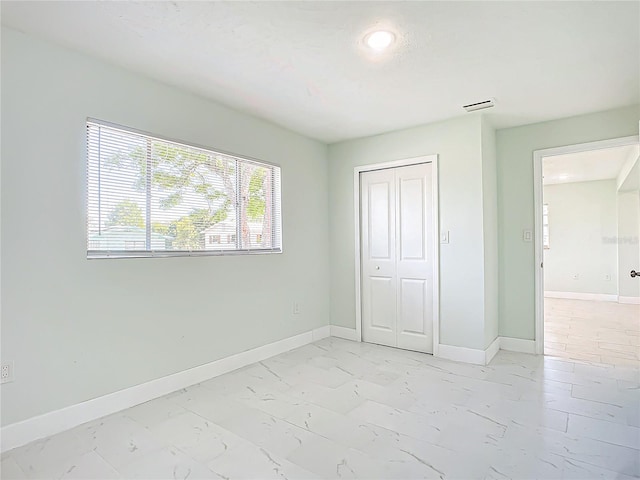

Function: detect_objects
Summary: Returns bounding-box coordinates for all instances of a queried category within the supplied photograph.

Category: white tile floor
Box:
[545,298,640,367]
[2,337,639,479]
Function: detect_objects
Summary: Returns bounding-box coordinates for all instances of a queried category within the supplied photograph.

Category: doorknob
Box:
[375,266,380,270]
[632,270,639,278]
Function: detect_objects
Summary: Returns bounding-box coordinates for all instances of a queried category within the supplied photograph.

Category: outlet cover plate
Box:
[1,361,14,384]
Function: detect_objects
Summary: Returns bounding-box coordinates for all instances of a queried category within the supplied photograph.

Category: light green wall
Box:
[497,105,640,340]
[2,26,638,429]
[328,115,490,350]
[543,180,618,295]
[481,118,499,348]
[1,28,330,426]
[618,191,640,299]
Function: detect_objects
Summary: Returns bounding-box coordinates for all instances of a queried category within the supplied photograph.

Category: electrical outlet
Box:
[293,302,300,315]
[1,361,14,384]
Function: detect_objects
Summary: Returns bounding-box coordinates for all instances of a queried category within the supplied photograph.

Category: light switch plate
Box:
[523,229,533,242]
[440,231,450,244]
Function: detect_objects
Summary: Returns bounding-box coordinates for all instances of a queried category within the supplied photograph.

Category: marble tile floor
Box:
[545,297,640,368]
[2,337,639,479]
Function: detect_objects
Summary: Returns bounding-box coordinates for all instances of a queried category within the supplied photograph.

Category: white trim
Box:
[437,344,487,366]
[544,291,618,302]
[534,149,544,355]
[619,296,640,305]
[432,160,441,356]
[353,170,363,344]
[500,336,536,354]
[485,337,501,364]
[534,136,639,159]
[312,325,331,341]
[353,155,440,354]
[1,326,330,453]
[330,325,359,341]
[436,336,503,366]
[533,135,639,356]
[617,149,639,191]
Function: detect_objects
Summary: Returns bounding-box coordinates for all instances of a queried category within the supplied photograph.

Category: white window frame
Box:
[86,118,283,259]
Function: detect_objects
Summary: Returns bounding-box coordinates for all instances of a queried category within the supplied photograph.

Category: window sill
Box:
[87,249,283,259]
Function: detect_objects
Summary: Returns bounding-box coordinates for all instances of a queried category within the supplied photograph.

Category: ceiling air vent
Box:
[463,99,495,112]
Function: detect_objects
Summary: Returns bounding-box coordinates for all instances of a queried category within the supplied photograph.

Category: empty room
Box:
[1,2,638,479]
[541,143,640,366]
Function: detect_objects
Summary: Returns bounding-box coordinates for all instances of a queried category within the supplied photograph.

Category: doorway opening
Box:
[354,155,440,354]
[534,137,640,366]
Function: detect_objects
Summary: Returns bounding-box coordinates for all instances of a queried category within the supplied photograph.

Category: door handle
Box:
[632,270,639,278]
[375,266,380,270]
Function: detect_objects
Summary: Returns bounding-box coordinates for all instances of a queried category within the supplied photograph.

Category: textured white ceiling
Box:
[2,1,638,143]
[543,145,639,186]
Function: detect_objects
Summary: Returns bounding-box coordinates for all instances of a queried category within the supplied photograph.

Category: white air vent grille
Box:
[463,99,495,112]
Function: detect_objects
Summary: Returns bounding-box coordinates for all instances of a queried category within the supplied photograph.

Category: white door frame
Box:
[533,135,639,355]
[354,154,440,354]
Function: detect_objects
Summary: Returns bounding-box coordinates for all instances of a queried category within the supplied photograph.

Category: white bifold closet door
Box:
[361,163,434,353]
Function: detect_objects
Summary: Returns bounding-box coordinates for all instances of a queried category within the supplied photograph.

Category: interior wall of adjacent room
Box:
[496,104,640,340]
[543,179,618,295]
[0,28,330,426]
[617,190,640,299]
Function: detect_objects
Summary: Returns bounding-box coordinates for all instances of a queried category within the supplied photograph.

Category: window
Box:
[86,119,282,258]
[124,240,146,250]
[543,204,550,249]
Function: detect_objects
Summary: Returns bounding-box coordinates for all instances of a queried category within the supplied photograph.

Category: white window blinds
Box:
[86,120,282,258]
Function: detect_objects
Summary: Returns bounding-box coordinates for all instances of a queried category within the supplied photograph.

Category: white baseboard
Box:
[499,336,536,354]
[0,325,330,453]
[330,325,359,341]
[544,291,618,302]
[485,337,501,364]
[436,336,536,365]
[0,324,553,453]
[436,343,487,365]
[312,325,331,341]
[618,296,640,305]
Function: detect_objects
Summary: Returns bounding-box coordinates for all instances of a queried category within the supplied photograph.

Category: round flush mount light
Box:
[364,30,395,51]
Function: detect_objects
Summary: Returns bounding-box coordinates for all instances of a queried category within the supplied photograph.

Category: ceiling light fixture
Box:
[365,30,395,51]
